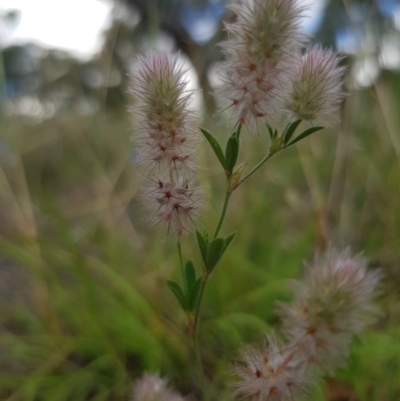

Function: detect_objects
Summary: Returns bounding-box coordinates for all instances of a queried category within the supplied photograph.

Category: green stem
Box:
[193,334,209,401]
[191,178,233,399]
[237,151,276,187]
[192,273,210,401]
[213,189,232,239]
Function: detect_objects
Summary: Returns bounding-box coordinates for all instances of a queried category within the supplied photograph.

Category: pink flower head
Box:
[132,373,183,401]
[284,46,346,126]
[129,52,199,173]
[215,0,307,130]
[278,248,381,372]
[234,335,310,401]
[129,52,203,236]
[143,173,203,236]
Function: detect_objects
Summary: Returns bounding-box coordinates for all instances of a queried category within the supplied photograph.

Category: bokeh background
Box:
[1,0,400,400]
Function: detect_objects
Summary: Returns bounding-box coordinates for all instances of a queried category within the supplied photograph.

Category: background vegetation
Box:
[1,0,400,400]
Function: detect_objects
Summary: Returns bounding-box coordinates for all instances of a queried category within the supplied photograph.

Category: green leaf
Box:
[266,123,275,140]
[223,232,236,253]
[233,124,242,139]
[286,126,324,147]
[283,119,302,145]
[167,281,187,310]
[225,137,239,173]
[196,230,208,264]
[188,278,202,311]
[200,127,226,168]
[184,260,196,293]
[206,238,225,271]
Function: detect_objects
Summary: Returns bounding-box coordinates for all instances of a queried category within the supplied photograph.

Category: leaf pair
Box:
[167,260,201,312]
[200,127,241,176]
[267,119,324,148]
[196,230,236,272]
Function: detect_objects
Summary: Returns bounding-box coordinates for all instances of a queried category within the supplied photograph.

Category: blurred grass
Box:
[1,68,400,401]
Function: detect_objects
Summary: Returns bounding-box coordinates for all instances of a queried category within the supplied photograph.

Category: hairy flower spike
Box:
[144,174,202,236]
[234,335,310,401]
[278,248,380,372]
[129,52,199,173]
[129,52,203,235]
[132,373,183,401]
[216,0,307,129]
[284,46,346,126]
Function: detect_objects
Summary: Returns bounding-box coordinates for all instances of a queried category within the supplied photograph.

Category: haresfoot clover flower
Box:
[234,335,310,401]
[234,248,380,399]
[132,373,183,401]
[284,46,346,126]
[129,52,202,235]
[129,52,199,173]
[278,247,381,372]
[144,173,202,235]
[215,0,307,129]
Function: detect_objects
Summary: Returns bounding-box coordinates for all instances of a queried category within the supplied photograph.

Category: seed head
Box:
[215,0,307,129]
[278,248,381,372]
[132,373,183,401]
[234,335,310,401]
[284,46,346,126]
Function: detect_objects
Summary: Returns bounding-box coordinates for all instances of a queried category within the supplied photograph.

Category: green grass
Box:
[1,71,400,400]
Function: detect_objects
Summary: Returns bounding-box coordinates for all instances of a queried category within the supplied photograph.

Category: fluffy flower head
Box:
[129,52,203,236]
[284,46,346,126]
[279,248,380,371]
[132,373,183,401]
[216,0,307,129]
[144,174,202,236]
[234,335,309,401]
[129,52,198,173]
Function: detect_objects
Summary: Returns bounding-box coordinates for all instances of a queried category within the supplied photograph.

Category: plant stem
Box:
[213,189,232,239]
[191,178,233,399]
[192,272,210,401]
[237,151,275,187]
[193,334,209,401]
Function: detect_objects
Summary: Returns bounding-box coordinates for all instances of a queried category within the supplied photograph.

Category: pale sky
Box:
[0,0,113,60]
[0,0,327,60]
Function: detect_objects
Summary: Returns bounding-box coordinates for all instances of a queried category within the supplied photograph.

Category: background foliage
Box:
[1,0,400,400]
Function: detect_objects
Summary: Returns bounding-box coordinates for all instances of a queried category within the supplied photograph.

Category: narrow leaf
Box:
[266,123,274,140]
[184,260,196,293]
[286,126,324,147]
[233,124,242,139]
[225,137,239,173]
[196,230,208,264]
[223,232,236,253]
[283,119,302,145]
[167,281,187,310]
[200,127,226,168]
[206,238,225,271]
[188,278,202,311]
